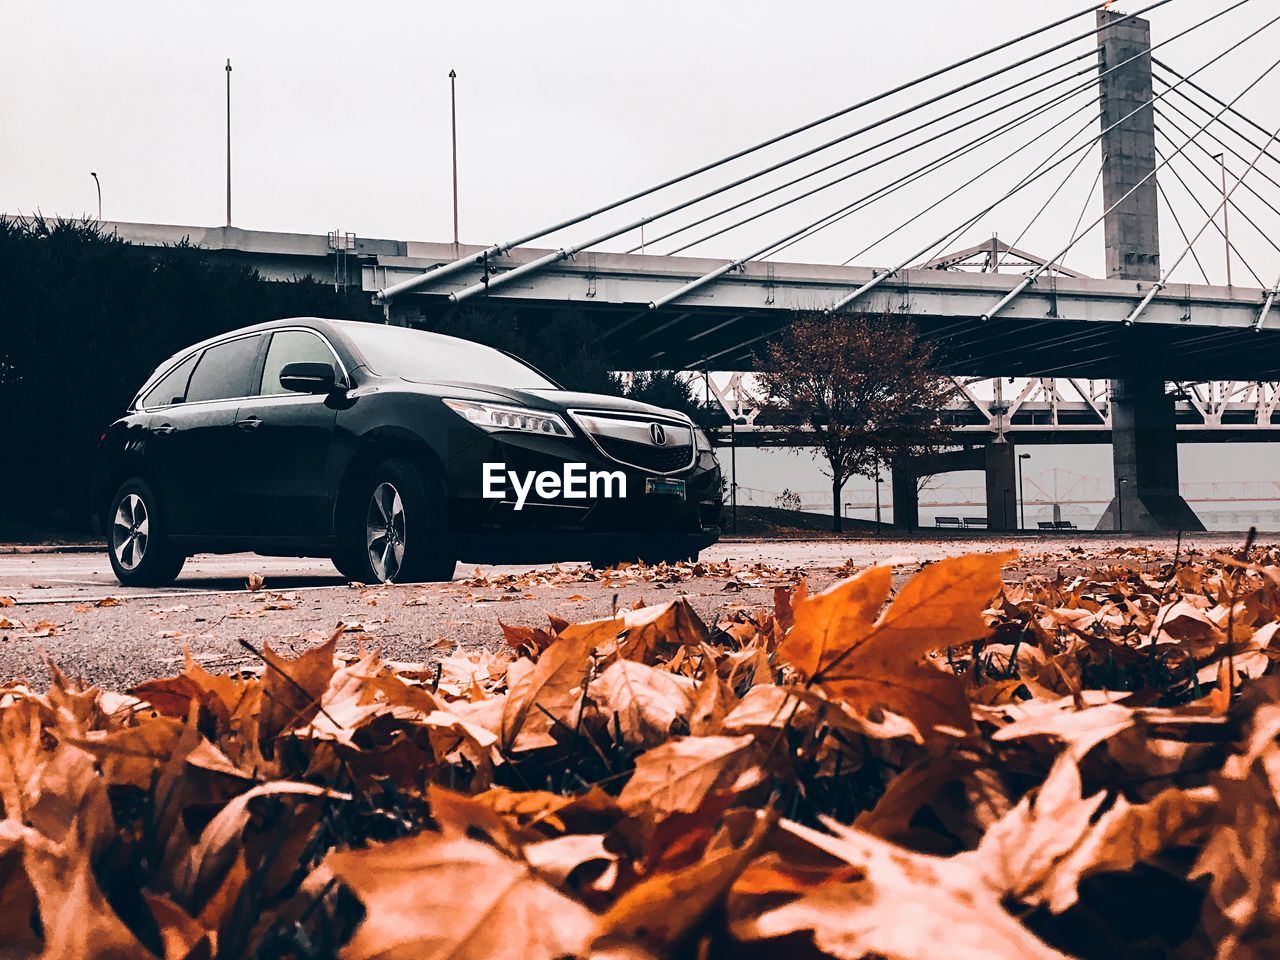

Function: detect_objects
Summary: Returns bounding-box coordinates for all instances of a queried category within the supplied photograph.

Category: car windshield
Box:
[342,323,556,389]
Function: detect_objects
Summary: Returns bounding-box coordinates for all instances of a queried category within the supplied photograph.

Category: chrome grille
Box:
[570,410,695,475]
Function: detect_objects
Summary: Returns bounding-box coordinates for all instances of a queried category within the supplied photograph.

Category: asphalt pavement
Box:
[0,533,1249,689]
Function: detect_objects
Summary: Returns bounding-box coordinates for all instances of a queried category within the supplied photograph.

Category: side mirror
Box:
[279,361,338,394]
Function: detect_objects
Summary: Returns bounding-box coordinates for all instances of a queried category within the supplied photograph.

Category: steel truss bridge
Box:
[699,374,1280,445]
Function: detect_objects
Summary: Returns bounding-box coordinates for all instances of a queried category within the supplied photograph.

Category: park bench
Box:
[1037,520,1079,530]
[962,517,988,529]
[935,516,962,528]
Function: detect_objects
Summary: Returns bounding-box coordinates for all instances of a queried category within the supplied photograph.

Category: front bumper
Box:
[442,426,722,559]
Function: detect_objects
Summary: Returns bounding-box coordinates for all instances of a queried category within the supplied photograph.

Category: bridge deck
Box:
[62,221,1279,379]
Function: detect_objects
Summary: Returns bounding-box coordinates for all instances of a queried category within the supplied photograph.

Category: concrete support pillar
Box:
[891,464,919,532]
[1097,380,1204,531]
[985,443,1017,532]
[1095,11,1203,532]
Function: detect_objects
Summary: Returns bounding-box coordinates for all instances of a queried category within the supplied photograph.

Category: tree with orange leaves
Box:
[758,311,956,532]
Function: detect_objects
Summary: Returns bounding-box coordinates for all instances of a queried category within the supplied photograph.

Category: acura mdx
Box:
[93,318,722,586]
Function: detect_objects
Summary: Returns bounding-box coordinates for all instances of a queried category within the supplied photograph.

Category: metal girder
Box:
[718,377,1280,442]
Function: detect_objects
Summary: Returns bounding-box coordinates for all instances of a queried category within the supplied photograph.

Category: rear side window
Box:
[141,352,199,408]
[184,335,263,404]
[259,330,340,396]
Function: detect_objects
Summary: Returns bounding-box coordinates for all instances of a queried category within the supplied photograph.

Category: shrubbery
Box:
[0,218,380,536]
[0,219,704,537]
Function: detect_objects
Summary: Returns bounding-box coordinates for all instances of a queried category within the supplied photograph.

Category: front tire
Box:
[106,478,186,587]
[338,458,455,584]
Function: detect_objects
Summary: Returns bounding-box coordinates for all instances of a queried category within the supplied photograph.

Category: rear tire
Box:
[106,478,186,587]
[338,458,455,583]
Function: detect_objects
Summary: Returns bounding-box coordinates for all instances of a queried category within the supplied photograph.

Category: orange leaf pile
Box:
[3,547,1280,957]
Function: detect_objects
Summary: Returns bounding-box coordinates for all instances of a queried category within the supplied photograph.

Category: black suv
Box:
[93,318,722,586]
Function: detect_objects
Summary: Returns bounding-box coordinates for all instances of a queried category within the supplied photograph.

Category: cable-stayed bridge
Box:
[364,1,1280,534]
[55,2,1280,532]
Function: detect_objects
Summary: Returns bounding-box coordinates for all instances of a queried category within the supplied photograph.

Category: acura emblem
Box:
[649,422,667,445]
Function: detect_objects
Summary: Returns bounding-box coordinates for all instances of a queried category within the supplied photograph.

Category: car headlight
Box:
[695,427,714,452]
[442,398,572,437]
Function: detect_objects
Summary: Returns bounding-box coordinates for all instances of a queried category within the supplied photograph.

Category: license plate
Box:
[645,477,686,499]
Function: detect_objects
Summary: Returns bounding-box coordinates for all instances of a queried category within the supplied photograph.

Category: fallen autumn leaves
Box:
[3,548,1280,959]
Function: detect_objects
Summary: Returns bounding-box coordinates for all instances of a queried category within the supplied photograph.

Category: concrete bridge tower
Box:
[1094,9,1204,532]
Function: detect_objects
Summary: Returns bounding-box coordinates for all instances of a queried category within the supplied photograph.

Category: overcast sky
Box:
[5,0,1280,526]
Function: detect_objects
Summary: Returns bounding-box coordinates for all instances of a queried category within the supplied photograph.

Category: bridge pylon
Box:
[1094,9,1204,533]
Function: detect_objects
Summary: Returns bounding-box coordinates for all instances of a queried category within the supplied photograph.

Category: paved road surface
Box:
[0,533,1249,689]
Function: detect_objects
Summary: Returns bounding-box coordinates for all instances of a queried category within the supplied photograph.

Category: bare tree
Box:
[758,311,956,533]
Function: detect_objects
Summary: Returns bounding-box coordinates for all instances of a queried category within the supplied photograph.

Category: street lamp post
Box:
[729,417,738,535]
[1117,477,1128,533]
[1018,453,1031,530]
[90,172,101,221]
[874,468,883,536]
[449,69,459,253]
[1213,152,1232,287]
[225,59,233,227]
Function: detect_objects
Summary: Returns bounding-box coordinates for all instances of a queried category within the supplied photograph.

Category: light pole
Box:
[89,172,101,221]
[1213,152,1232,287]
[1117,477,1128,533]
[225,59,233,227]
[1018,453,1030,530]
[729,416,739,535]
[874,467,883,536]
[449,69,459,253]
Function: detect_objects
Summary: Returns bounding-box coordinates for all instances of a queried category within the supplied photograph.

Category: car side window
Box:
[140,352,199,408]
[259,330,340,396]
[183,335,263,404]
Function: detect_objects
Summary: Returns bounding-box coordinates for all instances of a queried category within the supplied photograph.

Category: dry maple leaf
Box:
[618,734,762,822]
[499,620,554,655]
[15,825,152,959]
[780,552,1015,735]
[255,631,340,745]
[501,616,618,751]
[591,659,694,748]
[734,816,1071,960]
[595,809,772,952]
[1191,701,1280,959]
[615,598,709,662]
[327,830,595,960]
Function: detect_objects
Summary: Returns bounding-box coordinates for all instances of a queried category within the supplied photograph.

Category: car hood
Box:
[398,379,692,422]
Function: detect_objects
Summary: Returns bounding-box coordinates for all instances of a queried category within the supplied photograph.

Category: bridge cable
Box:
[775,98,1102,267]
[660,2,1266,313]
[375,1,1179,303]
[1154,166,1214,284]
[629,54,1096,256]
[1154,118,1280,267]
[653,94,1102,308]
[846,13,1280,304]
[1126,101,1280,321]
[1152,83,1280,204]
[1151,57,1280,167]
[642,1,1240,260]
[672,112,1105,365]
[664,74,1103,260]
[1155,142,1266,284]
[973,23,1280,324]
[1059,151,1108,276]
[993,134,1101,273]
[889,108,1104,273]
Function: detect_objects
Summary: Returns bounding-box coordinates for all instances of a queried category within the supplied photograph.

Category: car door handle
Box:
[236,417,263,432]
[153,423,176,435]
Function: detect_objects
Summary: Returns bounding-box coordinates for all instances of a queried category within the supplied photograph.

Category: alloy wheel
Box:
[366,482,406,582]
[112,493,149,571]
